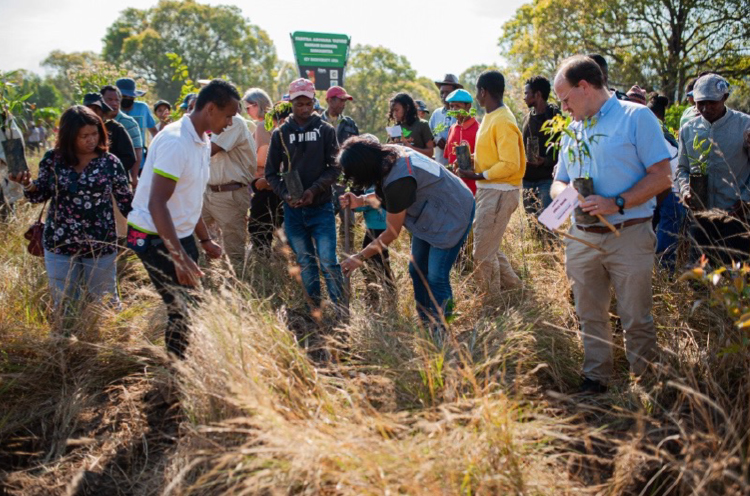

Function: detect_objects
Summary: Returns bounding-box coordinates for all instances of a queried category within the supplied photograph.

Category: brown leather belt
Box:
[208,182,246,193]
[576,216,652,234]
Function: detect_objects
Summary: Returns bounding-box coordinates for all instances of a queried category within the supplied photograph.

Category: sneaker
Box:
[577,377,608,395]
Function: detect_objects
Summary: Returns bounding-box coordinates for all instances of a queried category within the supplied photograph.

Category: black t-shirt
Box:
[379,177,417,213]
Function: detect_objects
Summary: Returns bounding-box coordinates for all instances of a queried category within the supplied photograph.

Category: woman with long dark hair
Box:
[387,93,435,158]
[10,105,133,309]
[338,136,474,338]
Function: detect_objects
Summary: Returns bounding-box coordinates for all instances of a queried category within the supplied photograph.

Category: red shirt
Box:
[443,117,479,195]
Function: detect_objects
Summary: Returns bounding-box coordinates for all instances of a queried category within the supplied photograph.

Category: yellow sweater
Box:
[474,105,526,187]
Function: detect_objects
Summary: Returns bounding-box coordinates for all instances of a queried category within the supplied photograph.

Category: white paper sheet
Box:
[538,185,579,231]
[385,125,402,138]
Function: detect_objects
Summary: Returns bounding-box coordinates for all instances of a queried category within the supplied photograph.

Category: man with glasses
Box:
[550,55,672,394]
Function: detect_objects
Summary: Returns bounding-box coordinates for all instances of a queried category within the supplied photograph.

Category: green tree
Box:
[41,50,104,104]
[501,0,750,101]
[345,45,417,139]
[102,0,277,103]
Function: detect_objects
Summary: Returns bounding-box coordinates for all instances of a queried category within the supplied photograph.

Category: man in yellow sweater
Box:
[459,70,526,294]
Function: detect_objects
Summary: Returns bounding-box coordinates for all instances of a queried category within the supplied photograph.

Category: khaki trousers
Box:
[564,221,657,383]
[202,188,251,261]
[472,188,522,294]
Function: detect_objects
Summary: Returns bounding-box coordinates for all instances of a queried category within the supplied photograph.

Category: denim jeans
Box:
[522,178,553,215]
[44,250,119,308]
[408,204,475,332]
[283,201,345,307]
[654,192,687,270]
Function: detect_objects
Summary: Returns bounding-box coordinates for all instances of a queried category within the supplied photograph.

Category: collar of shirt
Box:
[460,117,478,130]
[595,92,619,120]
[698,107,731,130]
[182,115,208,145]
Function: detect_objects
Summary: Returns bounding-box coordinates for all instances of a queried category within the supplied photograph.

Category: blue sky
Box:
[0,0,526,79]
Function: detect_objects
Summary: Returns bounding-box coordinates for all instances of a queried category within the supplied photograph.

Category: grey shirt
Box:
[675,108,750,210]
[382,149,474,249]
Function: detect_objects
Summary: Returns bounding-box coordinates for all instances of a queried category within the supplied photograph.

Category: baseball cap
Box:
[415,100,429,112]
[693,74,730,102]
[326,86,353,101]
[153,99,172,112]
[445,89,473,104]
[115,77,146,98]
[82,92,113,113]
[179,93,197,109]
[288,78,315,101]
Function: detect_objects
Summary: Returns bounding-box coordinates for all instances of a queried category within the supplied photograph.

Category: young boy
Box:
[443,89,479,195]
[265,79,346,313]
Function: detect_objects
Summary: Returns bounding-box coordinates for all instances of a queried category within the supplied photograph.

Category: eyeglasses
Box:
[558,85,580,106]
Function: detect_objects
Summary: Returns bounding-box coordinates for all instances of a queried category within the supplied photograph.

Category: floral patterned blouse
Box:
[25,150,133,257]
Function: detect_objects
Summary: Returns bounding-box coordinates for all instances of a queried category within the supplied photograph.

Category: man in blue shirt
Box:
[116,78,158,166]
[550,55,672,395]
[429,74,461,165]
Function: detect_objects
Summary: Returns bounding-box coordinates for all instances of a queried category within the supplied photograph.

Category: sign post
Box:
[290,31,351,90]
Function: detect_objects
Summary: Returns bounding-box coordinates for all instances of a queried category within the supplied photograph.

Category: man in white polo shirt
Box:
[127,79,241,358]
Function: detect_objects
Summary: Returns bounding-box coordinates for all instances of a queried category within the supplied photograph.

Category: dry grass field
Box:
[1,150,748,495]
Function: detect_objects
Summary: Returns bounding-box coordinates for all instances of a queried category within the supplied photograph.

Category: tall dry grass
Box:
[1,162,749,494]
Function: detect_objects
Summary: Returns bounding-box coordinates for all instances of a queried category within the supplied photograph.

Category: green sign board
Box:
[291,31,351,90]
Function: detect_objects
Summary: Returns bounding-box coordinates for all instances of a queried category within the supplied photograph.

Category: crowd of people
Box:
[2,56,750,394]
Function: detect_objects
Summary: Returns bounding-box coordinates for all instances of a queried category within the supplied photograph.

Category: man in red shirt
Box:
[443,89,479,195]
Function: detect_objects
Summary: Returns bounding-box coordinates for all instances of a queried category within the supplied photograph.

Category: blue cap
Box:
[445,89,473,103]
[179,93,197,109]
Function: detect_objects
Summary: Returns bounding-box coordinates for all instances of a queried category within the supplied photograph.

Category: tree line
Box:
[6,0,749,137]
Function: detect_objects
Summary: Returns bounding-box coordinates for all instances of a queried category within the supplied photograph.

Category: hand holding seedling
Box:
[8,170,31,187]
[290,189,314,208]
[580,195,619,216]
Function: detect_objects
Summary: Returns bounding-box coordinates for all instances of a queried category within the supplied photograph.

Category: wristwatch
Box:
[614,195,626,215]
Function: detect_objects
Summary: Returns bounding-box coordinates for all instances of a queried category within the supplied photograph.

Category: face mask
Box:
[121,98,135,109]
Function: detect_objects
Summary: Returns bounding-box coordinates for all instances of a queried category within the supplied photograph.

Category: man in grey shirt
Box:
[676,73,750,263]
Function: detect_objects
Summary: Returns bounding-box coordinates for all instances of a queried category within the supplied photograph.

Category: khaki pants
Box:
[564,221,657,383]
[202,188,251,261]
[472,188,522,294]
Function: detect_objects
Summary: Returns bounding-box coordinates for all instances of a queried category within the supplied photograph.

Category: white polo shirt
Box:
[127,116,211,238]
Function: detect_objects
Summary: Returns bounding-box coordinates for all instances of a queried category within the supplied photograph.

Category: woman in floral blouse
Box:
[10,105,133,308]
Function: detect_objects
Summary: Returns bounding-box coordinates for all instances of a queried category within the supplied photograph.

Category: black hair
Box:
[525,75,551,100]
[194,79,241,112]
[100,85,121,99]
[338,136,401,190]
[587,54,608,81]
[477,70,506,102]
[647,93,670,120]
[560,56,605,89]
[56,105,108,166]
[388,93,419,126]
[685,77,700,93]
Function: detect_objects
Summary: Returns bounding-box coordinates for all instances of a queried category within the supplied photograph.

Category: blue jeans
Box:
[522,178,553,215]
[284,202,345,307]
[44,250,119,308]
[408,205,475,332]
[655,192,687,270]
